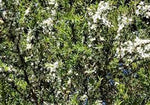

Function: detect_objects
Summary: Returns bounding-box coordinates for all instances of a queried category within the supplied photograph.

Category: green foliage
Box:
[0,0,150,104]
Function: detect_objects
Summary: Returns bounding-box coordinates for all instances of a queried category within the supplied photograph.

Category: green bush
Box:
[0,0,150,105]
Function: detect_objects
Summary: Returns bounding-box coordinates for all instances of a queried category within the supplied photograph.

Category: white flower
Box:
[93,14,100,23]
[27,35,33,42]
[15,0,19,5]
[128,18,132,23]
[8,78,13,81]
[116,23,124,39]
[101,16,112,27]
[98,1,110,12]
[26,43,32,49]
[84,70,95,74]
[118,23,124,31]
[43,101,50,105]
[0,19,4,24]
[116,37,150,58]
[115,82,119,86]
[89,37,96,42]
[136,2,150,19]
[122,16,127,24]
[139,1,144,5]
[95,100,102,105]
[87,7,94,16]
[91,1,112,27]
[116,15,133,39]
[67,78,71,85]
[49,0,55,5]
[53,61,59,68]
[91,24,97,30]
[135,9,140,15]
[45,61,59,72]
[137,5,142,9]
[41,17,54,34]
[0,0,2,7]
[51,9,56,16]
[100,36,105,41]
[141,53,150,58]
[135,37,150,44]
[0,68,2,72]
[2,11,7,18]
[42,17,53,26]
[146,12,150,18]
[88,44,92,47]
[80,94,88,101]
[68,69,73,75]
[25,7,30,15]
[145,44,150,51]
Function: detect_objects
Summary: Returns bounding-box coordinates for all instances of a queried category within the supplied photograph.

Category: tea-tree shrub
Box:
[0,0,150,105]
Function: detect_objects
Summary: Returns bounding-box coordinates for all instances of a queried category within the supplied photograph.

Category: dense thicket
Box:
[0,0,150,105]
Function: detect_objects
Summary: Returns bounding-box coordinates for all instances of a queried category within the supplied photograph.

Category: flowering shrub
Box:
[0,0,150,105]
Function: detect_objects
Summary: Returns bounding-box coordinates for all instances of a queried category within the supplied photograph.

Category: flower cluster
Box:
[48,0,57,5]
[42,17,53,26]
[26,29,33,50]
[136,1,150,19]
[116,15,132,39]
[116,37,150,58]
[0,0,3,8]
[24,7,30,16]
[40,0,58,35]
[90,1,113,30]
[44,61,60,82]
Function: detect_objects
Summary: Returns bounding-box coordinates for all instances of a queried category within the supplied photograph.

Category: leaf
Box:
[94,77,103,90]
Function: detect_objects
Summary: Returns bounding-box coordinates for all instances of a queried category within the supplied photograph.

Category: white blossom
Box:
[27,35,33,42]
[43,101,50,105]
[88,44,92,47]
[87,7,94,16]
[91,24,97,30]
[146,12,150,18]
[91,1,113,28]
[0,68,2,72]
[135,9,140,15]
[2,11,7,18]
[67,69,73,75]
[116,15,133,39]
[136,1,150,18]
[139,1,144,5]
[40,17,55,35]
[51,9,56,16]
[42,17,53,26]
[0,19,4,24]
[84,70,95,74]
[97,1,110,12]
[80,94,88,101]
[15,0,20,5]
[115,82,119,86]
[89,37,96,42]
[25,7,30,15]
[45,61,59,73]
[95,100,103,105]
[49,0,56,5]
[116,37,150,58]
[141,53,150,58]
[67,78,71,85]
[100,36,105,41]
[0,0,2,7]
[26,43,32,49]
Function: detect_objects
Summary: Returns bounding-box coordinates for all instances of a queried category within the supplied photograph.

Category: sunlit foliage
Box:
[0,0,150,105]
